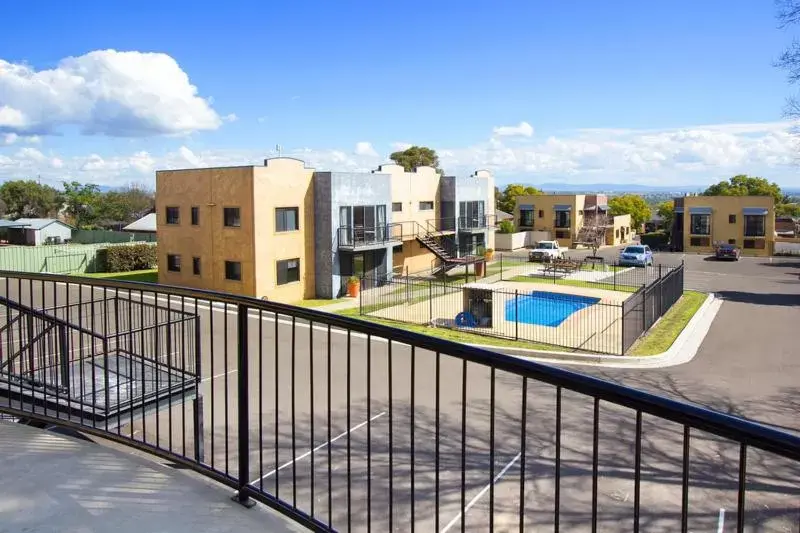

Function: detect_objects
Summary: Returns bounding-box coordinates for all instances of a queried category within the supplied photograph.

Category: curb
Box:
[469,292,721,369]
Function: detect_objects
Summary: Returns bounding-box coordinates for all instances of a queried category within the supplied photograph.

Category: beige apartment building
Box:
[157,157,496,302]
[156,158,316,302]
[513,193,632,248]
[671,195,775,256]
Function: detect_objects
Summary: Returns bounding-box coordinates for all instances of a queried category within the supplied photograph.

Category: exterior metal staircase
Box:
[414,222,479,275]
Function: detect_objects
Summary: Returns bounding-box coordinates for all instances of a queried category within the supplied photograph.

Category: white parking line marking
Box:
[717,508,725,533]
[440,452,522,533]
[249,411,386,485]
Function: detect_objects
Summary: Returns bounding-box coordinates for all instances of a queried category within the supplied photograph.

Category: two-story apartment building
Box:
[156,158,316,302]
[157,158,496,302]
[671,195,775,256]
[513,193,632,249]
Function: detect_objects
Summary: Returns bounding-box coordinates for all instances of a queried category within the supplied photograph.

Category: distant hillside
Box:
[536,182,705,194]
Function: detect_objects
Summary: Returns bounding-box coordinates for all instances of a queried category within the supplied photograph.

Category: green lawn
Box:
[509,275,640,293]
[80,269,158,283]
[292,297,352,308]
[629,291,707,356]
[336,307,575,352]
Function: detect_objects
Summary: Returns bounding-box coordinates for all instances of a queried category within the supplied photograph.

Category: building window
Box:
[277,258,300,285]
[166,207,180,225]
[191,207,200,225]
[223,207,241,227]
[519,208,534,227]
[419,201,434,211]
[555,211,570,228]
[744,215,766,237]
[225,261,242,281]
[690,214,711,235]
[392,202,403,212]
[728,214,736,224]
[615,229,620,238]
[538,210,544,218]
[192,257,201,276]
[276,207,299,232]
[167,254,181,272]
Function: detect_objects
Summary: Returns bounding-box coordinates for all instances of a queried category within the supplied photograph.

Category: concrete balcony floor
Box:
[0,420,307,533]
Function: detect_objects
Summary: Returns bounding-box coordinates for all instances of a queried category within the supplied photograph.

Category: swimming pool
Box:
[505,291,600,327]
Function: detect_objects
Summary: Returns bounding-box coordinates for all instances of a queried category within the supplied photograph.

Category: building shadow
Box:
[715,291,799,307]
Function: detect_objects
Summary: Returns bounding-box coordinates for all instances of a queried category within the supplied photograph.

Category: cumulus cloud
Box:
[492,121,534,138]
[3,120,800,187]
[354,141,378,157]
[391,142,412,152]
[0,49,222,137]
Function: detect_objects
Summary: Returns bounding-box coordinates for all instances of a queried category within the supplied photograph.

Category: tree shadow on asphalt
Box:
[241,375,800,532]
[714,290,799,307]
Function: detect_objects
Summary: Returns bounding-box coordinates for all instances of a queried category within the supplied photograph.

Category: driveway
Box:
[559,249,800,434]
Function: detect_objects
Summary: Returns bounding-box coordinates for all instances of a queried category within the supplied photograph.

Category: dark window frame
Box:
[275,207,300,232]
[223,207,241,228]
[689,214,711,235]
[743,214,766,237]
[277,258,301,285]
[419,201,434,211]
[192,256,201,276]
[392,202,403,212]
[519,208,534,227]
[166,206,180,225]
[167,254,181,272]
[224,260,242,281]
[728,214,736,224]
[191,206,200,225]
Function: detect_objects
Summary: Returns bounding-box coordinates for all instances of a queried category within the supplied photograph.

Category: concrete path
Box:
[0,421,307,533]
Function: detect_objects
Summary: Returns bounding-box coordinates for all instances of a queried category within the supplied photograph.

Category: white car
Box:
[528,240,566,263]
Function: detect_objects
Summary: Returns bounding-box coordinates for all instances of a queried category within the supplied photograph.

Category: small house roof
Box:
[122,213,157,233]
[13,218,74,230]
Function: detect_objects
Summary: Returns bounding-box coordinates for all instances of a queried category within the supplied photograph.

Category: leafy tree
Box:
[96,184,155,225]
[0,180,63,218]
[389,146,442,173]
[497,184,543,213]
[656,200,675,230]
[702,175,784,204]
[777,203,800,217]
[62,181,101,228]
[608,194,652,229]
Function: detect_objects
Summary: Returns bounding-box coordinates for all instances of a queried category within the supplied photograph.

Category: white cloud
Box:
[492,121,534,138]
[2,120,800,187]
[0,49,221,137]
[391,142,412,152]
[222,113,238,123]
[50,157,63,169]
[1,133,17,145]
[354,141,378,157]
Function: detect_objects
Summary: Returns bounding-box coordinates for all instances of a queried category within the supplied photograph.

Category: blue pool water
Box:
[505,291,600,327]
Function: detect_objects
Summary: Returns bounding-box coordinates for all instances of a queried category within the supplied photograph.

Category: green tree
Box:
[497,184,543,213]
[96,184,155,226]
[656,200,675,230]
[62,181,101,228]
[777,203,800,217]
[608,194,652,229]
[702,175,784,204]
[389,146,442,173]
[0,180,63,218]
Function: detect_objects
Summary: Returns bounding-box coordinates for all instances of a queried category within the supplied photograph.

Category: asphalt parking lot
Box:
[561,249,800,436]
[1,256,799,532]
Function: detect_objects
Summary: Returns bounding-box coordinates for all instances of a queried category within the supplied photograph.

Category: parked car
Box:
[714,243,741,261]
[528,240,567,262]
[619,244,653,267]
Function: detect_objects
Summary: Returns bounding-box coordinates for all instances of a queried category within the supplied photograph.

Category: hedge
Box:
[640,231,670,250]
[104,243,158,273]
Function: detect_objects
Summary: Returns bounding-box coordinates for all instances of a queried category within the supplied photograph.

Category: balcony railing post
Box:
[232,303,255,508]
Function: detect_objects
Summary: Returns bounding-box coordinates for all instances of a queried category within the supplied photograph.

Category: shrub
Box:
[105,243,158,273]
[498,220,515,234]
[640,231,670,250]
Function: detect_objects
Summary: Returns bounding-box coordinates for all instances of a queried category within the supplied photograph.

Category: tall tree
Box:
[777,1,800,119]
[389,146,442,173]
[497,184,543,213]
[702,175,784,204]
[62,181,101,228]
[608,194,652,228]
[0,180,63,219]
[656,200,675,230]
[96,184,155,225]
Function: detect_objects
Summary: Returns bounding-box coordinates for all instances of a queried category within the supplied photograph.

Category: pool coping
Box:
[471,292,720,369]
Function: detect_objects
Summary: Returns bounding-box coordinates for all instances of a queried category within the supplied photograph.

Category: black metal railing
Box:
[424,217,457,233]
[458,214,494,231]
[338,224,403,249]
[1,271,799,533]
[621,265,685,353]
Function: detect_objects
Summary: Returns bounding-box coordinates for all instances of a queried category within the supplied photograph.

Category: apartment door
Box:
[353,206,376,244]
[352,251,380,289]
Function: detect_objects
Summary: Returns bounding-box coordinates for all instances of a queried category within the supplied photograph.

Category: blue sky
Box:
[1,0,799,188]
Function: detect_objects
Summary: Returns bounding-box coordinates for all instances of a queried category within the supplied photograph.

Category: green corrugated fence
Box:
[71,229,156,244]
[0,242,157,274]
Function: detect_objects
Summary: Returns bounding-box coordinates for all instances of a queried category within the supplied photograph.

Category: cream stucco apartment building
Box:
[157,157,495,302]
[512,193,633,249]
